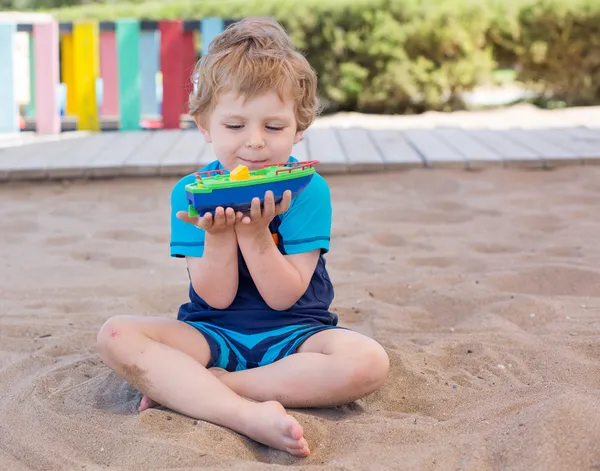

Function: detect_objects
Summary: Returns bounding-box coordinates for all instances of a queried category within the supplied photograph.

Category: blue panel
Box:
[200,17,224,56]
[139,30,159,116]
[0,23,18,133]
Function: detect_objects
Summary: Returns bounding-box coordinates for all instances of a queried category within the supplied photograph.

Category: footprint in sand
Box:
[44,235,83,247]
[370,232,407,247]
[108,256,149,270]
[472,243,520,255]
[540,246,584,258]
[70,251,148,270]
[361,208,473,225]
[486,265,600,297]
[487,295,559,330]
[407,256,455,268]
[334,256,384,274]
[93,229,152,242]
[511,214,566,234]
[427,200,466,212]
[70,251,110,263]
[0,219,39,234]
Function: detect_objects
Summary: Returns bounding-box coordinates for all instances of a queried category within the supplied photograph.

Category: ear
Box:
[293,130,304,145]
[194,115,212,143]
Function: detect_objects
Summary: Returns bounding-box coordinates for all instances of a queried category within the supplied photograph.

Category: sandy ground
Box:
[1,165,600,470]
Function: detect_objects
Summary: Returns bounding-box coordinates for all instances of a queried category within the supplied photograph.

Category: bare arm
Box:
[237,227,320,311]
[186,231,239,310]
[177,207,239,310]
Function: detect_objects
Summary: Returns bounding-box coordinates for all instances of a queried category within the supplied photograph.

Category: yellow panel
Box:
[61,34,76,116]
[73,21,100,131]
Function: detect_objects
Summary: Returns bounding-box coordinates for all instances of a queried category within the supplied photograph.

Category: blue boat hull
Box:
[187,174,313,216]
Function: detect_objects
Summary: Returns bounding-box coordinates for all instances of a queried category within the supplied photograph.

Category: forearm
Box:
[237,228,305,311]
[189,231,239,309]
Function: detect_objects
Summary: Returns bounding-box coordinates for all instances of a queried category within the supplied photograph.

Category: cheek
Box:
[272,131,296,149]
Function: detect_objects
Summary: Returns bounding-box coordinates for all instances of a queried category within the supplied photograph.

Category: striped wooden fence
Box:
[0,17,233,134]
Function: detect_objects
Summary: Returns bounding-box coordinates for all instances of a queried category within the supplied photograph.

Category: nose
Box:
[245,128,265,149]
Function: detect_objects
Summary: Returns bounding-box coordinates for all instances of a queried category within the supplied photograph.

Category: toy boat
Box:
[185,160,319,217]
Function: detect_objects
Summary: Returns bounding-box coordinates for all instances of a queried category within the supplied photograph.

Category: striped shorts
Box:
[185,321,341,372]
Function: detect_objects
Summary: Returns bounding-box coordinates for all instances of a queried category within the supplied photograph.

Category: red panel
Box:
[159,20,185,129]
[182,31,197,113]
[99,32,119,117]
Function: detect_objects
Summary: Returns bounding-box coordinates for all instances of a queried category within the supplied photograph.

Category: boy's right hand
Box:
[176,206,236,235]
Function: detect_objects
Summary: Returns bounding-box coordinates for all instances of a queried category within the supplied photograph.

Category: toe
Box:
[286,422,304,441]
[287,444,310,457]
[138,395,157,412]
[285,437,309,450]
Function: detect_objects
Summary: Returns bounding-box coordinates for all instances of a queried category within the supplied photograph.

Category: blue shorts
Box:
[185,321,341,372]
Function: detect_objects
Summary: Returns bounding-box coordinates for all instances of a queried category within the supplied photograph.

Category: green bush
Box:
[491,0,600,106]
[50,0,498,114]
[48,0,600,113]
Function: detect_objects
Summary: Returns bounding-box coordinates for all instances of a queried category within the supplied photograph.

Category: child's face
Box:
[196,91,304,172]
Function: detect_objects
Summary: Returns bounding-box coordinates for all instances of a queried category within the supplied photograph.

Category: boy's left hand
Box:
[235,190,292,234]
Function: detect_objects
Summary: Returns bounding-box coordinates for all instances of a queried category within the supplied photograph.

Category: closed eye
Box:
[225,124,243,129]
[266,126,284,131]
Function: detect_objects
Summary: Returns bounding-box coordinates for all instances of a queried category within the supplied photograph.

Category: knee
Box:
[96,315,137,359]
[346,341,390,395]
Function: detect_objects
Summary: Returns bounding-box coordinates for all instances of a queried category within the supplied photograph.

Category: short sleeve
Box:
[169,174,206,258]
[170,160,224,258]
[278,173,332,255]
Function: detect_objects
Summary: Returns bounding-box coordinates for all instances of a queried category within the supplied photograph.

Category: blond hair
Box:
[189,17,318,131]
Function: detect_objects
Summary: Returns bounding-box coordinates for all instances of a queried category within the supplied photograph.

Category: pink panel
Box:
[99,31,119,117]
[33,21,60,135]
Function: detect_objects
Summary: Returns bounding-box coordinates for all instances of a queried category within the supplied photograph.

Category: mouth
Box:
[237,157,268,168]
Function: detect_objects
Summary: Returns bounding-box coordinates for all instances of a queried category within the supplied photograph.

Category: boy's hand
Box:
[176,206,236,235]
[235,190,292,234]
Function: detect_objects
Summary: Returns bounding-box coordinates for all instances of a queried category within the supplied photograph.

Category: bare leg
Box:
[97,315,310,456]
[214,329,390,408]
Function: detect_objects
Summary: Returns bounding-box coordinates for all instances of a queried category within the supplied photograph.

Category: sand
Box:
[1,165,600,470]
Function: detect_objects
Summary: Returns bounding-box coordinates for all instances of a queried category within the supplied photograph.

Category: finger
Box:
[236,210,252,225]
[250,197,261,220]
[277,190,292,214]
[225,207,236,225]
[176,210,199,225]
[263,191,275,219]
[197,212,213,230]
[213,207,225,227]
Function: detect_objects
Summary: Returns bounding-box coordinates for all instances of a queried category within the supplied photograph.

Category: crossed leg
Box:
[97,315,310,456]
[211,328,390,408]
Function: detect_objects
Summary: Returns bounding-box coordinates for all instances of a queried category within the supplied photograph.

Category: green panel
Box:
[116,19,141,131]
[27,33,35,117]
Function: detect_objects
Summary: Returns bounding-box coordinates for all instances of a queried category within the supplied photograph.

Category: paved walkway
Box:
[1,122,599,182]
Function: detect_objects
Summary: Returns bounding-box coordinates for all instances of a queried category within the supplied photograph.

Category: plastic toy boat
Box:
[185,160,319,217]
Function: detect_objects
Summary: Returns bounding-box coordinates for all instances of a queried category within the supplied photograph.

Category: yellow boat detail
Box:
[230,165,250,180]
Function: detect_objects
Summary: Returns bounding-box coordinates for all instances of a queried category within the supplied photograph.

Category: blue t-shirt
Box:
[169,158,338,332]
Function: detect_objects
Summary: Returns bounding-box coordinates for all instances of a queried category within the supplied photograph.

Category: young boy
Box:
[97,17,389,457]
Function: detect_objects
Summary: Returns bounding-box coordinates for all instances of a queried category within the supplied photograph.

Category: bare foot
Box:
[240,400,310,457]
[138,395,159,412]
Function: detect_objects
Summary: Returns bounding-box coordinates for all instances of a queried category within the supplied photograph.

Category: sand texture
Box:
[1,166,600,470]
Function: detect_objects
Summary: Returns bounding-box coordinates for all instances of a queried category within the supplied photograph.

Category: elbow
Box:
[266,300,296,311]
[264,288,305,311]
[207,297,235,310]
[191,282,236,310]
